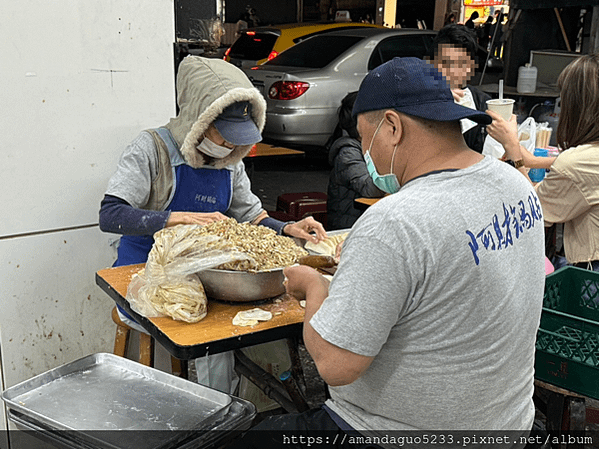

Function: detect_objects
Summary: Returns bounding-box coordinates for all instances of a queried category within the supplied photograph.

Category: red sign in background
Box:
[464,0,505,5]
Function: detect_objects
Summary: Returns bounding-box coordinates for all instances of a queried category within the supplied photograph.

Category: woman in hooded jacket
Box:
[99,56,326,392]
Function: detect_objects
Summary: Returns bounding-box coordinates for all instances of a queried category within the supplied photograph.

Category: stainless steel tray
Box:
[2,353,232,435]
[8,396,256,449]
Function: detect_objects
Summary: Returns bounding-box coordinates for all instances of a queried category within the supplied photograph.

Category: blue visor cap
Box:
[352,57,492,125]
[213,101,262,146]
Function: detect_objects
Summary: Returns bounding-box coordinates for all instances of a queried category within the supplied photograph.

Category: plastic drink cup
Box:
[528,148,549,183]
[486,98,515,121]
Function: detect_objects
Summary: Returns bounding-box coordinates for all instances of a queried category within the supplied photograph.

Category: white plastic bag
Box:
[126,225,252,323]
[483,116,537,158]
[518,117,537,155]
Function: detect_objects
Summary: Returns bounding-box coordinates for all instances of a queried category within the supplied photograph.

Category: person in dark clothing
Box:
[326,92,385,230]
[480,15,494,50]
[431,24,492,153]
[444,12,456,26]
[490,12,505,57]
[464,10,479,29]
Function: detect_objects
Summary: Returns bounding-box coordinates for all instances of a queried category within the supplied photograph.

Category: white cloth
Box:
[195,352,239,394]
[456,87,478,134]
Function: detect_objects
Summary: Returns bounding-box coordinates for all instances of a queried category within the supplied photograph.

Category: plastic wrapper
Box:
[126,225,252,323]
[483,116,537,159]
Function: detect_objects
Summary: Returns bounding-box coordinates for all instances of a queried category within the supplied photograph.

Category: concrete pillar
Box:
[434,0,448,30]
[376,0,385,25]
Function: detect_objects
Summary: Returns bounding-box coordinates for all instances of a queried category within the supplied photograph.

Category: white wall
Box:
[0,0,176,430]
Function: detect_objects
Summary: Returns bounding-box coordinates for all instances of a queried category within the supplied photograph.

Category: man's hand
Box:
[451,88,466,102]
[284,265,373,386]
[283,216,327,244]
[166,211,228,227]
[283,265,328,301]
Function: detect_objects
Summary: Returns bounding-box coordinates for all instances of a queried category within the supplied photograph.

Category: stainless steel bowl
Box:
[197,268,285,302]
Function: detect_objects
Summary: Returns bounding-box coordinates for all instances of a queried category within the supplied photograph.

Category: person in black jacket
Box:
[464,10,479,29]
[326,92,385,230]
[430,24,492,154]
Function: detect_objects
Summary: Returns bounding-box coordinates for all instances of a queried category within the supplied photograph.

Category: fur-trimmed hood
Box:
[165,56,267,169]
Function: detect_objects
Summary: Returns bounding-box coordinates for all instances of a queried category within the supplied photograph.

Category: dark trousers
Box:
[225,407,381,449]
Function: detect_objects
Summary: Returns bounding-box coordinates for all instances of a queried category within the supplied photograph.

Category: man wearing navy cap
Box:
[99,56,326,394]
[233,58,546,446]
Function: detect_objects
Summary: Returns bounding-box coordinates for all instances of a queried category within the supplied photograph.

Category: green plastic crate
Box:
[535,266,599,399]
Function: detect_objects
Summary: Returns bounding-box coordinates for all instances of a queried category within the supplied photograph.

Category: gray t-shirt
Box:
[311,156,545,431]
[105,131,263,221]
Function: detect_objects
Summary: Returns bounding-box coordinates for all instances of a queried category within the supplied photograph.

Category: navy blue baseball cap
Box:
[214,101,262,146]
[352,57,492,125]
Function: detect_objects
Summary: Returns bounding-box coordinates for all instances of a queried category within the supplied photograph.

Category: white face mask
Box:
[197,136,234,159]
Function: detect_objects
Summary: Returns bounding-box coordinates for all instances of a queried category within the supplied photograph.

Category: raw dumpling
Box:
[232,308,273,327]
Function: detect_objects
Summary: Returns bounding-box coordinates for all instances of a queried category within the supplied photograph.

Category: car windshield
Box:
[229,32,279,60]
[265,35,363,68]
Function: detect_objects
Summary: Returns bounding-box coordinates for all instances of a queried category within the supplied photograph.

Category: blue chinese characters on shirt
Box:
[466,192,543,265]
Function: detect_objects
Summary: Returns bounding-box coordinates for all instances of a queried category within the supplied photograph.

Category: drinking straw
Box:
[499,80,504,100]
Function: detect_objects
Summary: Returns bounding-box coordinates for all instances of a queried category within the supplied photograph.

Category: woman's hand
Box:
[486,110,519,146]
[283,216,327,244]
[486,110,522,160]
[166,211,228,227]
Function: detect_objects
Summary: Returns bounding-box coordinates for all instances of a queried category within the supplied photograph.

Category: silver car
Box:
[243,28,436,148]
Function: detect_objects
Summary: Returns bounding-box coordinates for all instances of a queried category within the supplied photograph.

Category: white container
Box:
[517,64,538,94]
[486,98,515,121]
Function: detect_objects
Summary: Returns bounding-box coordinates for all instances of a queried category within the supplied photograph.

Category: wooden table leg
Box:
[139,333,155,367]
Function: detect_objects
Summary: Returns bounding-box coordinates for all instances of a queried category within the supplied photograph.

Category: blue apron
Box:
[115,128,232,319]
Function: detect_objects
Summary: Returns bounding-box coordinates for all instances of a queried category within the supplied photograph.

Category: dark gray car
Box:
[243,28,436,148]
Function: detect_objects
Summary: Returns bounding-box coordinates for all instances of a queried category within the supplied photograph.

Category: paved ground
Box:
[248,148,331,213]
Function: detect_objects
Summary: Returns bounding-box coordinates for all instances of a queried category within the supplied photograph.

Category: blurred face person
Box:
[204,124,236,148]
[432,43,476,90]
[197,124,236,159]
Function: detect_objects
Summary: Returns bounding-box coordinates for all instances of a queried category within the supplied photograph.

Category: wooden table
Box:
[96,264,312,412]
[243,143,304,181]
[354,197,383,210]
[245,142,305,158]
[96,264,305,360]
